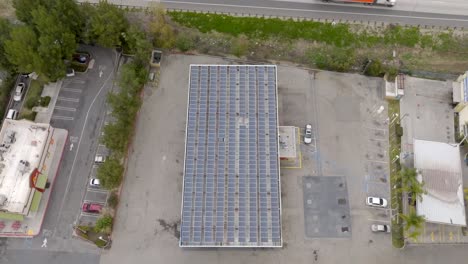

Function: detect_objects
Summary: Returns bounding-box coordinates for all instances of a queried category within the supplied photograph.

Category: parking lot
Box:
[2,47,116,261]
[99,55,430,264]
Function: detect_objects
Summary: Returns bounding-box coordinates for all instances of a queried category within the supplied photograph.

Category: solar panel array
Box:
[180,65,282,247]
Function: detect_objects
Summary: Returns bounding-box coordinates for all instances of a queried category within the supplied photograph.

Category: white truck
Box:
[322,0,396,7]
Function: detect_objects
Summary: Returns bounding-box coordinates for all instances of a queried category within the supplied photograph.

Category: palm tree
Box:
[400,208,425,242]
[399,167,426,204]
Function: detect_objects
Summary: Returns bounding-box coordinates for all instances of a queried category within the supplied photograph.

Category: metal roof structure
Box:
[180,65,282,247]
[414,139,466,226]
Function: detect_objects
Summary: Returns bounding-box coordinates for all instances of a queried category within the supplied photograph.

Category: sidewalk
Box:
[0,128,68,237]
[34,80,63,124]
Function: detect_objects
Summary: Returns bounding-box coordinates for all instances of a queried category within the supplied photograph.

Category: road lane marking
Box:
[55,106,77,112]
[62,88,83,93]
[51,115,74,121]
[58,96,80,103]
[162,0,468,23]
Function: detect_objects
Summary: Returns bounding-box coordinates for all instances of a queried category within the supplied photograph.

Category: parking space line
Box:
[80,213,100,218]
[58,96,80,103]
[62,88,83,93]
[439,225,442,241]
[367,218,390,223]
[83,200,106,205]
[54,106,77,112]
[366,159,387,164]
[87,188,108,194]
[51,115,74,121]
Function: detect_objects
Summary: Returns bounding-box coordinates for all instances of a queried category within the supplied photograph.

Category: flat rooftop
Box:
[180,65,282,247]
[414,139,466,226]
[0,120,50,214]
[279,126,296,158]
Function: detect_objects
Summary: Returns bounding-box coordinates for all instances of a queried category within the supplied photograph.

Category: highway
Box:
[79,0,468,27]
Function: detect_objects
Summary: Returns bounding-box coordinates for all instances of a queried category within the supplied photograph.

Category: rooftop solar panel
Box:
[180,65,281,247]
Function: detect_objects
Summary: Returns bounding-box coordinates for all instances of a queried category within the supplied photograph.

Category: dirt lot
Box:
[101,54,468,264]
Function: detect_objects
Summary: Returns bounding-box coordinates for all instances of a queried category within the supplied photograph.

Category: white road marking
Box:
[368,218,391,223]
[162,0,468,23]
[80,213,100,218]
[55,106,77,112]
[87,188,108,194]
[53,53,115,237]
[51,115,74,121]
[58,96,80,103]
[62,88,83,93]
[70,143,74,151]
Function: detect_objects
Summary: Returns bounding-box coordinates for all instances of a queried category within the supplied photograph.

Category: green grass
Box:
[388,99,404,248]
[169,11,460,50]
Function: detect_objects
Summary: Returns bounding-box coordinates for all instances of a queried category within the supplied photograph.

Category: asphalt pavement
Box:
[1,46,118,264]
[78,0,468,27]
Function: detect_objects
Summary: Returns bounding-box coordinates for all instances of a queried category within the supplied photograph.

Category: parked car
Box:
[13,83,25,101]
[66,68,75,77]
[82,202,103,214]
[95,155,107,163]
[371,224,391,233]
[304,124,312,144]
[366,196,388,208]
[6,109,18,120]
[89,178,100,187]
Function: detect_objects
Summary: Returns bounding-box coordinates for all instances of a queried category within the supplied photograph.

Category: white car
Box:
[6,109,18,120]
[13,83,25,101]
[89,178,100,187]
[95,155,106,163]
[366,196,388,208]
[371,224,391,233]
[304,124,312,144]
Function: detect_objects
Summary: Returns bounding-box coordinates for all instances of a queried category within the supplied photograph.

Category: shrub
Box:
[95,239,107,248]
[396,125,403,137]
[97,158,124,190]
[231,34,249,58]
[307,46,355,72]
[40,96,51,107]
[21,111,37,121]
[175,35,195,52]
[95,214,113,233]
[71,61,88,72]
[107,192,119,209]
[364,59,385,77]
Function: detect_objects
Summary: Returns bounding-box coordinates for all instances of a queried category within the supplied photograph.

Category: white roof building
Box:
[0,120,50,215]
[414,139,466,226]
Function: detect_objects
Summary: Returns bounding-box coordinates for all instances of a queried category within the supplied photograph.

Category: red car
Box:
[82,203,103,214]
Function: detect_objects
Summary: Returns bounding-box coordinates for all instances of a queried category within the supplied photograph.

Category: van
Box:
[6,109,18,120]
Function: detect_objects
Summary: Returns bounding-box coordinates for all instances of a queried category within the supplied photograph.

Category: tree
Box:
[400,208,425,241]
[94,214,113,234]
[97,158,124,190]
[0,18,13,71]
[122,25,152,63]
[12,0,48,25]
[148,4,175,48]
[90,1,128,48]
[101,121,132,155]
[31,5,76,80]
[4,25,39,73]
[400,167,426,203]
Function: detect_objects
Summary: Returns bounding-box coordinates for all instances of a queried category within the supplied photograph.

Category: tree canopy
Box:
[97,158,124,190]
[90,1,128,48]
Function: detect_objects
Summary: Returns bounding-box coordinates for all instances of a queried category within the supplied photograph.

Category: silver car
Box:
[371,224,391,233]
[13,83,25,101]
[304,124,312,144]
